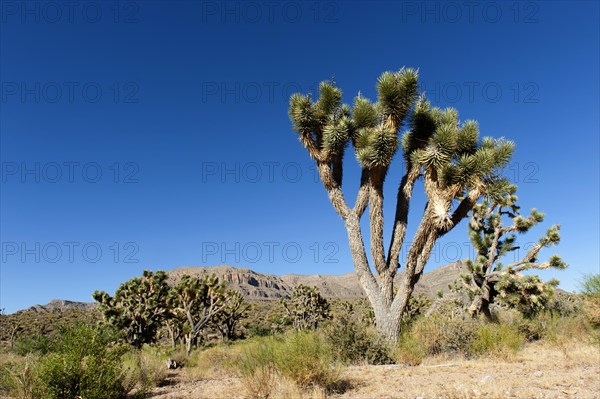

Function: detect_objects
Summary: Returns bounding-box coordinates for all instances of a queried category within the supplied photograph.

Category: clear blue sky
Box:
[1,1,598,313]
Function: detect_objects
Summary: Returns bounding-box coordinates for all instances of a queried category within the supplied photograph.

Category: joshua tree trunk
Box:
[288,69,514,342]
[185,334,193,356]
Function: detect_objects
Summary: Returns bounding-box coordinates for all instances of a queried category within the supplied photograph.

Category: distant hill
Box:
[19,299,96,314]
[14,262,469,313]
[164,262,469,300]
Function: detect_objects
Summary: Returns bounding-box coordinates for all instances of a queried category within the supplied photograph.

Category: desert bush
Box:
[121,347,169,394]
[35,323,130,399]
[515,316,547,341]
[236,332,339,398]
[247,326,273,337]
[507,310,589,344]
[274,331,338,390]
[580,274,600,329]
[324,316,391,365]
[409,314,480,356]
[547,291,582,317]
[237,337,279,399]
[580,273,600,296]
[470,323,524,360]
[583,296,600,328]
[13,335,52,356]
[394,333,425,366]
[184,344,242,380]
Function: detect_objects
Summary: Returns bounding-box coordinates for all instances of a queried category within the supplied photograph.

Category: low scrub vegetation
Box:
[0,323,169,399]
[236,332,339,398]
[2,274,598,399]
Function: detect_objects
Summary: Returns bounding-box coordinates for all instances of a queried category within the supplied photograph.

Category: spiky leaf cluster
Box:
[281,285,331,331]
[495,273,558,318]
[454,189,567,319]
[288,68,418,170]
[92,270,170,347]
[404,101,514,191]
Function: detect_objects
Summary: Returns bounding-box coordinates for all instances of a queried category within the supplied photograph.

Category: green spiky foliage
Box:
[167,274,227,355]
[453,186,567,320]
[92,270,170,348]
[281,285,331,331]
[210,289,250,340]
[288,68,515,342]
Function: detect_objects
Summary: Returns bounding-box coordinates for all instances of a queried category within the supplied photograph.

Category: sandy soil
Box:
[148,341,600,399]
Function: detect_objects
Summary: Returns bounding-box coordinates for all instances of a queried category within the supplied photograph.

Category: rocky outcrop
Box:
[22,299,95,313]
[15,262,471,313]
[164,262,469,301]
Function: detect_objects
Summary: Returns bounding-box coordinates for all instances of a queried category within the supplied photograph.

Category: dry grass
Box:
[148,340,599,399]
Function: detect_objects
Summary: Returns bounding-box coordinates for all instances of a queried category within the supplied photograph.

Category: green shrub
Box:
[324,316,391,365]
[35,323,130,399]
[580,273,600,296]
[236,332,339,397]
[274,331,338,389]
[394,333,425,366]
[13,335,52,356]
[246,326,273,337]
[470,323,524,359]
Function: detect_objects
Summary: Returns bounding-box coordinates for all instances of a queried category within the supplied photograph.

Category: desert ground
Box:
[148,341,600,399]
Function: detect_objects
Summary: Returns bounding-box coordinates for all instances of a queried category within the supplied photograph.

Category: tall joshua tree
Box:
[455,185,567,320]
[288,68,514,342]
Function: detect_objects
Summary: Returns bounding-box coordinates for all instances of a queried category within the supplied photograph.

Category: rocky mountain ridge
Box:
[17,262,468,313]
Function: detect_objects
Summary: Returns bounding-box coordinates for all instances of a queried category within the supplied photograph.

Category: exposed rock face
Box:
[166,265,293,299]
[164,262,469,300]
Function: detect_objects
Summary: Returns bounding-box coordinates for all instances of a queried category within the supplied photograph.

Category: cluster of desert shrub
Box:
[1,272,599,399]
[0,323,169,399]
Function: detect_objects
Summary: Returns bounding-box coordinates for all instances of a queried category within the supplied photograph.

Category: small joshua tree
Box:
[168,274,227,355]
[454,185,567,320]
[282,285,331,331]
[93,270,170,348]
[288,68,514,342]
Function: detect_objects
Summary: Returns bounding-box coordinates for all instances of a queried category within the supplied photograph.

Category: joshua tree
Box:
[168,274,227,355]
[211,289,250,340]
[281,284,331,331]
[93,270,170,348]
[288,68,514,342]
[454,185,567,320]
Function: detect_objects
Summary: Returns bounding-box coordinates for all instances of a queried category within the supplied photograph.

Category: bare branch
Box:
[369,169,387,273]
[353,169,370,218]
[316,161,351,219]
